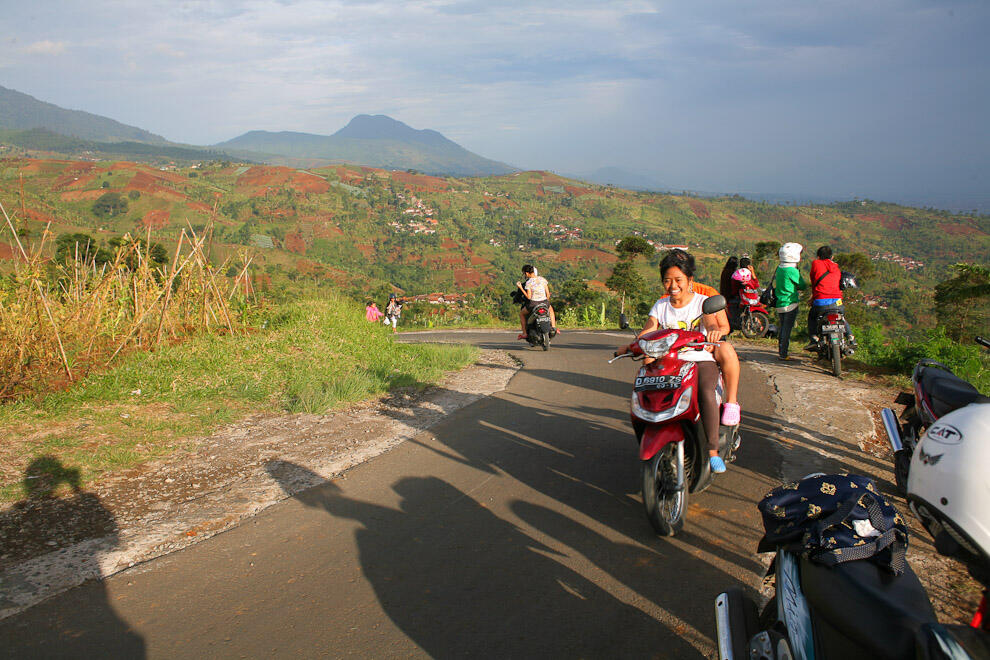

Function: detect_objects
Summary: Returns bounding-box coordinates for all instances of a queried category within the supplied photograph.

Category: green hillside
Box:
[0,85,168,144]
[1,157,986,333]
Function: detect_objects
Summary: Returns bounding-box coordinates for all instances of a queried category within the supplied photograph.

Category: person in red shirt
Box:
[806,246,854,349]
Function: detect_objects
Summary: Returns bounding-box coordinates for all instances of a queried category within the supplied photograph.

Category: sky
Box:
[1,0,988,210]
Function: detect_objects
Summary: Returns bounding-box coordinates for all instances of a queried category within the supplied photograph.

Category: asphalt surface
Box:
[0,330,786,659]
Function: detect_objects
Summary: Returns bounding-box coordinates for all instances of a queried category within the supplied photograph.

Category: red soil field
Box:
[236,167,331,196]
[557,248,618,263]
[186,202,212,214]
[687,199,710,220]
[440,239,459,249]
[390,171,450,192]
[141,210,171,229]
[313,222,343,238]
[0,241,16,260]
[284,230,307,255]
[24,208,60,224]
[126,171,188,202]
[469,255,490,267]
[454,268,490,288]
[61,189,110,201]
[295,258,321,276]
[857,214,909,231]
[441,254,467,267]
[939,222,981,236]
[355,244,374,258]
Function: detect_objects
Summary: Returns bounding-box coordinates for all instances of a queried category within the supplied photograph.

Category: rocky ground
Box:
[0,339,982,627]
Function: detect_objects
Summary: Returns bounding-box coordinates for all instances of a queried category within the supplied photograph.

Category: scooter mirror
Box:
[619,313,629,330]
[702,295,727,315]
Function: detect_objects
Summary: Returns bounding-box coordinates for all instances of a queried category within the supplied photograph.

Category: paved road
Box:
[0,331,787,659]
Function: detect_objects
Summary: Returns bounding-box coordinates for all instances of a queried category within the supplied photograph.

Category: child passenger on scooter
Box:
[636,250,741,473]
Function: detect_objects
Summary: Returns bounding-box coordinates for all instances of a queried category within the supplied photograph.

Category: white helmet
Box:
[907,403,990,583]
[778,242,803,265]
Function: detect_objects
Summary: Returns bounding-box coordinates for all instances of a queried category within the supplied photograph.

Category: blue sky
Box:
[1,0,988,209]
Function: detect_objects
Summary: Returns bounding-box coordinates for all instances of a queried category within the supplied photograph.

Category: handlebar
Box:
[977,336,990,350]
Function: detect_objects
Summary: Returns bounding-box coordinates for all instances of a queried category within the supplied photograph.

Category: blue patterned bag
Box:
[757,473,908,575]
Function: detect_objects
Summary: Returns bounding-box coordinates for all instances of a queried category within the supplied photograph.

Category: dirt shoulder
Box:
[737,341,982,625]
[0,349,520,620]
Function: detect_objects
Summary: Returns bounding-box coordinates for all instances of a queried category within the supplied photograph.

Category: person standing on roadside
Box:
[366,301,384,322]
[774,242,807,360]
[384,293,402,333]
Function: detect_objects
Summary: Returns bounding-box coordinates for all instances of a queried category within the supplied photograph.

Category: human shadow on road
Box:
[266,461,702,658]
[0,456,145,658]
[511,499,761,643]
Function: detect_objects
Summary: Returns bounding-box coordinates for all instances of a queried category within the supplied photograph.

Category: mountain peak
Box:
[333,114,448,146]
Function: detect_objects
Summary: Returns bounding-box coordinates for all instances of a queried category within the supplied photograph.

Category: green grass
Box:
[0,294,478,501]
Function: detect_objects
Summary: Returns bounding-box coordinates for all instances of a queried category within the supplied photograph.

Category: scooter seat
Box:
[921,367,989,418]
[800,556,936,660]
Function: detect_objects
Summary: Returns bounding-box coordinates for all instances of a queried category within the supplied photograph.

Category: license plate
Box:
[821,324,842,332]
[634,375,682,391]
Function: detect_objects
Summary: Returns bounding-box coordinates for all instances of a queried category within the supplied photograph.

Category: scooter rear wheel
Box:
[741,311,770,338]
[830,341,842,378]
[642,444,686,536]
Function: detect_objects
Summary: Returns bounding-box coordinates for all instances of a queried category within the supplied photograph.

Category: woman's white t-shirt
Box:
[647,293,714,362]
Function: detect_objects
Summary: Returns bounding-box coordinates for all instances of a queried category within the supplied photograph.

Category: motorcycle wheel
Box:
[642,444,687,536]
[741,311,770,339]
[830,340,842,378]
[893,448,913,495]
[540,331,549,351]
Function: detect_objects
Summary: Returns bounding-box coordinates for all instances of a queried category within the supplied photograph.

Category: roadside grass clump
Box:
[0,199,251,401]
[854,324,989,392]
[0,296,477,501]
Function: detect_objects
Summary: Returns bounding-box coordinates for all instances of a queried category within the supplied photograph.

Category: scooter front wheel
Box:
[642,444,687,536]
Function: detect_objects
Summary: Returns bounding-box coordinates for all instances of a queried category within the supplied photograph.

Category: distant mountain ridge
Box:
[216,115,517,177]
[0,85,168,144]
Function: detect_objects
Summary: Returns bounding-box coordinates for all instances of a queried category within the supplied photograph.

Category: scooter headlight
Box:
[638,334,677,358]
[631,385,694,423]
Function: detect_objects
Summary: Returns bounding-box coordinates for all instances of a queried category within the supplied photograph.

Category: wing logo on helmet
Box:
[927,423,963,445]
[918,447,943,465]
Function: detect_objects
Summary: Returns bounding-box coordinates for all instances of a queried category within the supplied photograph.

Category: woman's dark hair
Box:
[660,249,695,279]
[719,256,738,296]
[817,246,832,260]
[739,256,751,268]
[522,264,534,275]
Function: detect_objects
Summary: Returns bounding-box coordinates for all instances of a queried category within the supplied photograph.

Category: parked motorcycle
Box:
[715,471,989,660]
[732,299,771,339]
[511,289,556,350]
[808,306,852,378]
[881,336,990,493]
[610,295,740,536]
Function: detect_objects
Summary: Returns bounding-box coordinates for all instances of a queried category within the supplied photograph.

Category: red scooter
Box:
[735,299,771,338]
[611,295,741,536]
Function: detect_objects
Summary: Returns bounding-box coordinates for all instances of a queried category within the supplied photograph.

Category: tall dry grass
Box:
[0,200,251,400]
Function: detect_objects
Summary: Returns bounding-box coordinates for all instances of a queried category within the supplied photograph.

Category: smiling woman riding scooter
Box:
[636,250,741,473]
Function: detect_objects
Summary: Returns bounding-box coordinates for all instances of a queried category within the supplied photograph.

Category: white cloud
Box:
[23,40,67,55]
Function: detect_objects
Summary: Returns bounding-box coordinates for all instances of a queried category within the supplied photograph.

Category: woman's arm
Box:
[703,310,729,346]
[637,315,659,339]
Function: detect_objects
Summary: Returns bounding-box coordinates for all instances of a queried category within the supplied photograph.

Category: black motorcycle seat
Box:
[920,367,988,418]
[800,556,936,659]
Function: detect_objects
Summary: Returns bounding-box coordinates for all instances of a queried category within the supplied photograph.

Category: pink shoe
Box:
[721,402,741,426]
[517,333,527,340]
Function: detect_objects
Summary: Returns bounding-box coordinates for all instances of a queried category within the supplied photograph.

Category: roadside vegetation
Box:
[0,295,476,501]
